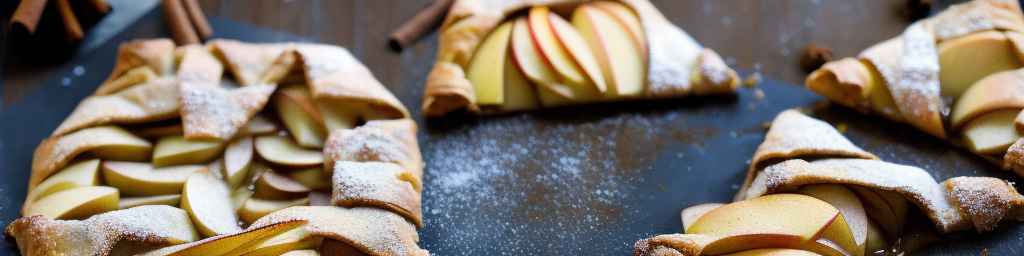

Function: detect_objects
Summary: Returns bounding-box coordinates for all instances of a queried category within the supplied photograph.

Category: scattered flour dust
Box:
[421,111,702,254]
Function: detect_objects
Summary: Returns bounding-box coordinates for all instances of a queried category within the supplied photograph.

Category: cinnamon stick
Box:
[388,0,454,51]
[163,0,199,45]
[181,0,213,39]
[86,0,112,15]
[9,0,49,35]
[55,0,84,42]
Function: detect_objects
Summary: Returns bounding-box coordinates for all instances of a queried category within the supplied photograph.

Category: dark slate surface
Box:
[1,7,1021,256]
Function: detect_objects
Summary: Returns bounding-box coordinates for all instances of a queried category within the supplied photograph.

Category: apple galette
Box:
[634,110,1024,256]
[421,0,740,116]
[805,0,1024,176]
[5,39,429,256]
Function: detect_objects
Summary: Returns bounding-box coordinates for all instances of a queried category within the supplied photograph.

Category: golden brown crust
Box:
[332,161,423,227]
[422,0,738,116]
[30,126,151,189]
[250,206,428,256]
[1003,138,1024,176]
[738,109,876,199]
[53,78,181,137]
[293,44,410,119]
[178,45,277,141]
[6,206,197,256]
[96,39,176,95]
[209,39,288,86]
[324,119,424,191]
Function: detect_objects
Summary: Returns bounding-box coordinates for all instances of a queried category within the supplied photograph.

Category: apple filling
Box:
[805,0,1024,171]
[8,39,427,256]
[466,2,650,110]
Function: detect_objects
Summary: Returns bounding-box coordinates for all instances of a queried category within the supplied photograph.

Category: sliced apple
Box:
[255,136,324,167]
[103,161,204,196]
[24,186,118,220]
[938,31,1023,97]
[688,194,841,255]
[238,115,279,137]
[529,6,588,87]
[319,239,368,256]
[86,126,153,161]
[223,137,254,189]
[289,167,330,191]
[254,171,312,200]
[275,86,326,148]
[231,186,255,210]
[150,220,306,256]
[152,135,224,167]
[589,1,646,57]
[511,16,559,87]
[501,49,541,111]
[314,99,360,132]
[572,5,646,98]
[467,20,514,106]
[281,249,319,256]
[950,69,1024,128]
[864,219,889,255]
[681,203,723,232]
[23,159,100,210]
[963,109,1023,154]
[135,123,184,139]
[100,66,159,94]
[239,197,310,224]
[726,248,822,256]
[798,184,866,256]
[849,186,905,240]
[511,17,578,104]
[549,10,607,93]
[814,213,859,256]
[118,194,182,209]
[182,170,242,237]
[226,224,321,256]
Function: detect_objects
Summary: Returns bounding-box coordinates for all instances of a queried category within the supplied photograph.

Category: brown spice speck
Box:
[800,43,833,73]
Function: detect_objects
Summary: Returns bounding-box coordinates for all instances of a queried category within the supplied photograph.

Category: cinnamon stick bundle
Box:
[389,0,454,51]
[10,0,50,35]
[162,0,214,45]
[55,0,84,42]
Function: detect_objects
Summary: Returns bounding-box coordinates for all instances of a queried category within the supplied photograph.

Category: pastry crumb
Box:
[800,43,833,73]
[753,88,765,101]
[835,123,848,133]
[743,72,762,88]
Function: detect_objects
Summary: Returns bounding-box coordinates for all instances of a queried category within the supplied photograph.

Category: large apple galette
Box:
[5,39,428,256]
[805,0,1024,176]
[421,0,739,116]
[634,110,1024,256]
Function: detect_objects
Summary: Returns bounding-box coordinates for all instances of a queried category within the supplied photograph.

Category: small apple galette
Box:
[421,0,739,116]
[634,110,1024,256]
[806,0,1024,176]
[5,39,429,256]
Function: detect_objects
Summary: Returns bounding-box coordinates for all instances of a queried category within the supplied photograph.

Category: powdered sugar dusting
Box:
[422,111,709,254]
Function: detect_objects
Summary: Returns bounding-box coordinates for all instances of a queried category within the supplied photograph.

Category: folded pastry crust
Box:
[9,39,428,255]
[636,110,1024,255]
[807,0,1024,175]
[422,0,739,116]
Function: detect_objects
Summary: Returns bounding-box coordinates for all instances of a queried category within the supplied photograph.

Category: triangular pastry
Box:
[421,0,739,116]
[635,110,1024,256]
[806,0,1024,176]
[6,39,429,256]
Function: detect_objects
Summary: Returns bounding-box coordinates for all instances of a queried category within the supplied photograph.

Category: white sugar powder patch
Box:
[421,111,702,254]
